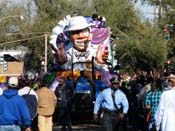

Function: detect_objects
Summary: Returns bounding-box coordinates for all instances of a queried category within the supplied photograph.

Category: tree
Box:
[0,0,168,74]
[92,0,167,74]
[115,21,167,74]
[141,0,175,69]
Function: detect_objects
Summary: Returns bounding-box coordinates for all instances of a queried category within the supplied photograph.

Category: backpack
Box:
[22,89,37,120]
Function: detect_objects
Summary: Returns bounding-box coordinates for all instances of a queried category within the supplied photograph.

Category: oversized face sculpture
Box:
[69,28,91,52]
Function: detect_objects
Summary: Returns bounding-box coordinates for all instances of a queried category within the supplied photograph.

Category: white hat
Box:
[8,77,18,87]
[167,74,175,82]
[64,16,93,32]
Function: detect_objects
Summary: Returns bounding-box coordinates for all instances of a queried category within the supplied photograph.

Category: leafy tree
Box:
[0,0,168,75]
[116,23,167,74]
[141,0,175,69]
[92,0,167,74]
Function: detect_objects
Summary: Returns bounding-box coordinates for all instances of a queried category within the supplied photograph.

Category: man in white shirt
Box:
[155,74,175,131]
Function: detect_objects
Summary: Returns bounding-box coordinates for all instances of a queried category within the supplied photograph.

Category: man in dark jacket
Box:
[0,76,31,131]
[55,77,73,131]
[18,79,38,130]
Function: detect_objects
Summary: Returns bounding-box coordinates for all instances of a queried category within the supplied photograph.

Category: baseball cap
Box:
[8,77,18,87]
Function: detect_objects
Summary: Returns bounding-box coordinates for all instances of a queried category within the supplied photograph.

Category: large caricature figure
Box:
[50,15,112,85]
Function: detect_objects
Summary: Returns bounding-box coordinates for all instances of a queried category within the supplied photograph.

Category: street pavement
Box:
[53,123,104,131]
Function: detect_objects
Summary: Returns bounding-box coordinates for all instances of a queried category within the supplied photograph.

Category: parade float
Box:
[49,14,116,119]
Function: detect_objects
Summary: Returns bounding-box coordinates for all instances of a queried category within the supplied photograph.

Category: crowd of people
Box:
[0,75,57,131]
[92,71,175,131]
[0,71,174,131]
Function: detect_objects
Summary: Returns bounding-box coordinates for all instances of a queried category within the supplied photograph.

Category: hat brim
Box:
[111,80,119,84]
[168,78,175,82]
[167,74,175,82]
[170,79,175,82]
[9,84,17,87]
[64,23,93,32]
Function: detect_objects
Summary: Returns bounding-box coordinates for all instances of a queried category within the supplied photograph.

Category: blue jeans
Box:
[0,125,21,131]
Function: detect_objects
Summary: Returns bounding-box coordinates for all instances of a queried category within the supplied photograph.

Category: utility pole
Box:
[153,0,162,30]
[44,33,48,73]
[158,0,162,20]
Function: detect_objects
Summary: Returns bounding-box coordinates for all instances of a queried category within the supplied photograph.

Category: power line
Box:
[0,35,45,46]
[0,32,51,36]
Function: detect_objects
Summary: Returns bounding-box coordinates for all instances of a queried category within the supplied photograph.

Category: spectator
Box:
[137,76,153,108]
[145,78,163,131]
[120,81,132,106]
[0,76,31,131]
[18,79,38,130]
[120,80,132,128]
[55,77,73,131]
[155,74,175,131]
[93,77,129,131]
[36,77,57,131]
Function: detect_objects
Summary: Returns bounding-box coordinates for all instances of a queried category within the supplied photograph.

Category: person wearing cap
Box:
[36,77,57,131]
[0,77,31,131]
[50,15,109,70]
[93,77,129,131]
[155,74,175,131]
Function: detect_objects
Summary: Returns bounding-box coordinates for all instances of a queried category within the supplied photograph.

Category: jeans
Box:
[0,125,21,131]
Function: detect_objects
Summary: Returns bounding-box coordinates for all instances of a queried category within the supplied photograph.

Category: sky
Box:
[3,0,156,22]
[134,0,157,22]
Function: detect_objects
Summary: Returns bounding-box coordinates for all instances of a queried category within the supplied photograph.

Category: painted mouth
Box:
[74,39,89,48]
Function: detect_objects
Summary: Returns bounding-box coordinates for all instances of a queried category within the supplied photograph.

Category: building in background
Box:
[0,50,25,76]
